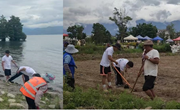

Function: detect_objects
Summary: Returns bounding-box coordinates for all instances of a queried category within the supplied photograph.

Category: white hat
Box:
[65,44,79,54]
[42,73,55,83]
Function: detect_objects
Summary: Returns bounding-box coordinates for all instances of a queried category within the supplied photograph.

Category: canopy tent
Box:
[153,36,163,41]
[173,37,180,41]
[166,39,173,42]
[136,35,144,40]
[63,33,68,37]
[144,36,152,40]
[124,35,138,40]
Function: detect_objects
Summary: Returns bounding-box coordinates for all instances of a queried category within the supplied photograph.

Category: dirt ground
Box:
[74,55,180,102]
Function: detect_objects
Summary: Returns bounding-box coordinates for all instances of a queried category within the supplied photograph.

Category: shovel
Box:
[112,65,132,88]
[131,75,139,93]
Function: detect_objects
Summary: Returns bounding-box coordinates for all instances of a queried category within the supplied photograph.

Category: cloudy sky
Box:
[64,0,180,29]
[0,0,63,28]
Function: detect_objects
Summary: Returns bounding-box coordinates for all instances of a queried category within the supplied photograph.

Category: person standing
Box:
[100,43,121,92]
[20,73,55,109]
[8,66,38,83]
[138,40,160,100]
[63,44,78,89]
[112,58,134,87]
[1,50,18,81]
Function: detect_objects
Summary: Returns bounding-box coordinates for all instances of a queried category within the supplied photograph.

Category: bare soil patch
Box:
[74,55,180,102]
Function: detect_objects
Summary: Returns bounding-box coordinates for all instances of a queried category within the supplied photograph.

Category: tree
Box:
[67,25,84,40]
[91,23,112,44]
[7,15,24,41]
[166,23,176,39]
[82,33,87,39]
[129,23,158,38]
[0,15,8,41]
[109,8,132,42]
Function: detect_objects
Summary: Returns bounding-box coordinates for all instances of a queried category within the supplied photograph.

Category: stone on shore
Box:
[7,93,15,98]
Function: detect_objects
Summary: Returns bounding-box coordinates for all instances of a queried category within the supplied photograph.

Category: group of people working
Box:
[63,40,159,100]
[1,50,55,109]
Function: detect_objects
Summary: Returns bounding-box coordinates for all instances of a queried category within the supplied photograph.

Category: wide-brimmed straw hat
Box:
[143,40,153,46]
[65,44,79,54]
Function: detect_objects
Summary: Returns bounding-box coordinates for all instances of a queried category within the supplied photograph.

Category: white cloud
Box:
[64,0,180,29]
[0,0,63,28]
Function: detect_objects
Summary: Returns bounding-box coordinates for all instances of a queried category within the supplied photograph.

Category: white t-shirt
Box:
[113,58,129,71]
[19,66,36,77]
[2,55,13,69]
[100,47,114,67]
[144,49,160,77]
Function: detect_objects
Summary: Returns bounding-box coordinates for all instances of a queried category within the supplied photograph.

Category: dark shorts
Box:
[143,75,156,91]
[100,65,111,76]
[4,69,11,76]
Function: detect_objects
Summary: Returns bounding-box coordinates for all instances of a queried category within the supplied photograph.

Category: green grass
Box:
[63,84,180,109]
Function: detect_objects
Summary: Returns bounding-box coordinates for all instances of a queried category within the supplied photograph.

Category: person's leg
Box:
[150,89,156,98]
[116,67,123,85]
[107,67,112,88]
[23,74,29,82]
[25,96,36,109]
[100,65,107,91]
[112,66,118,86]
[145,90,154,100]
[143,76,155,100]
[8,72,23,82]
[102,76,107,90]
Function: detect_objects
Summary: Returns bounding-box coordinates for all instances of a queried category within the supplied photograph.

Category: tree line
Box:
[0,15,26,41]
[66,7,180,44]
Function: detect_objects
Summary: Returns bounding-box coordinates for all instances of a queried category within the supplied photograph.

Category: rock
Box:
[41,101,46,104]
[145,106,152,109]
[9,103,25,108]
[47,92,59,96]
[1,91,5,95]
[22,96,26,100]
[8,99,16,103]
[0,97,4,102]
[48,105,56,109]
[7,93,15,98]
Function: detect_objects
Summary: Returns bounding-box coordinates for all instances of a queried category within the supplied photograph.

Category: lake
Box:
[0,34,63,92]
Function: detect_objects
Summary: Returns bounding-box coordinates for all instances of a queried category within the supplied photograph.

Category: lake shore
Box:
[0,76,62,109]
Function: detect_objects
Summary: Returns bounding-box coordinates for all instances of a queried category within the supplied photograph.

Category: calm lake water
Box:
[0,34,63,92]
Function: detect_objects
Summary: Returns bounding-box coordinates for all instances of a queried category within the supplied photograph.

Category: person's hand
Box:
[67,72,72,78]
[143,55,149,60]
[115,61,118,65]
[16,71,20,74]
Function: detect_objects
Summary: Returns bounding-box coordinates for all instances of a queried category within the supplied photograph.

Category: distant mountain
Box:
[63,19,180,36]
[23,26,63,35]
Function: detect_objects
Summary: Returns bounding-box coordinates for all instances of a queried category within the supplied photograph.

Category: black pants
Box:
[25,96,37,109]
[67,77,75,89]
[8,72,29,82]
[112,66,123,85]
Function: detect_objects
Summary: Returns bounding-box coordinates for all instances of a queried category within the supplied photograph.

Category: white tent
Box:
[124,35,138,40]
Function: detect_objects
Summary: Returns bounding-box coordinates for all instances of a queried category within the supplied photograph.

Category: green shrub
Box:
[165,101,180,109]
[138,43,171,52]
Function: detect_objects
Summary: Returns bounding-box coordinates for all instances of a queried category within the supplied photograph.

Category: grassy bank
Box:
[63,84,180,109]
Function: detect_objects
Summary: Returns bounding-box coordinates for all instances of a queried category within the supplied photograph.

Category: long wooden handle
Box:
[112,65,132,88]
[131,76,139,93]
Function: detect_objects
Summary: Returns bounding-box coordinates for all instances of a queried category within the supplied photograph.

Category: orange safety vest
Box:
[20,77,47,100]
